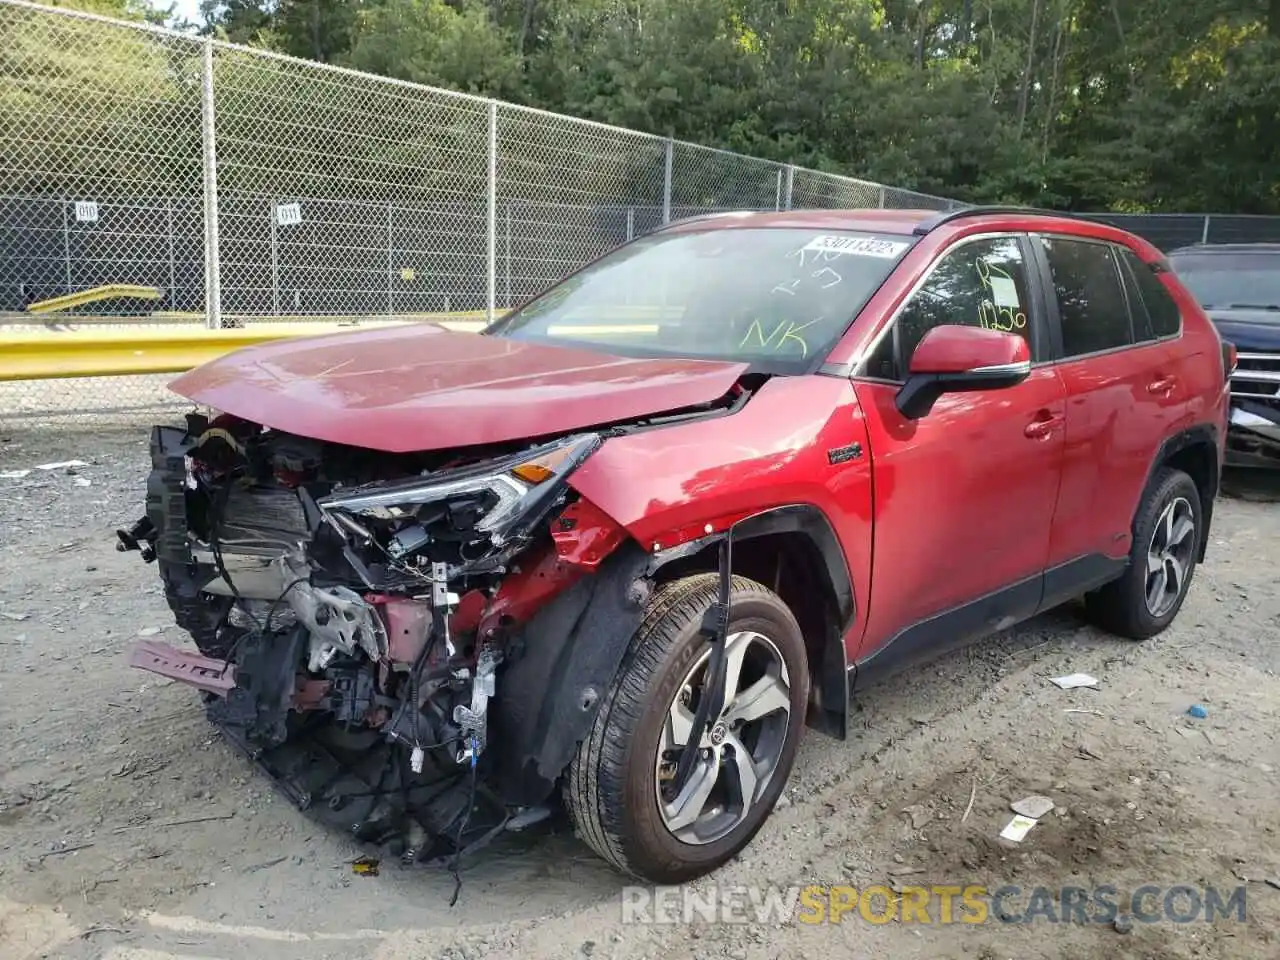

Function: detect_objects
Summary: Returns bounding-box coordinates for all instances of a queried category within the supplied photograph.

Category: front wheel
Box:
[1085,466,1203,639]
[564,574,809,884]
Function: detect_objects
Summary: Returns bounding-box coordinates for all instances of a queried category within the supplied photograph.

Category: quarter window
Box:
[1039,236,1134,356]
[1119,248,1182,339]
[864,236,1033,381]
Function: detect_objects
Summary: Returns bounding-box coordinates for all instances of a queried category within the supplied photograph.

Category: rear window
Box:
[489,227,915,373]
[1168,249,1280,312]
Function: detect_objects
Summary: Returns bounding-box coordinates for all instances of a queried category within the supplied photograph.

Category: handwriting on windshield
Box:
[772,264,843,297]
[739,317,818,357]
[975,258,1027,333]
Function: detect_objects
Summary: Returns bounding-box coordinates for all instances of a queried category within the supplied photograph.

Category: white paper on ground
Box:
[1050,673,1099,689]
[999,814,1039,842]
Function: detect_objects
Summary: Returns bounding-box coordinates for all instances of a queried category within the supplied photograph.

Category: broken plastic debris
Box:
[999,814,1039,842]
[1010,795,1055,819]
[34,460,89,471]
[136,626,163,637]
[73,477,92,487]
[351,856,380,876]
[1050,673,1099,690]
[1,611,31,622]
[0,470,30,480]
[1187,704,1208,719]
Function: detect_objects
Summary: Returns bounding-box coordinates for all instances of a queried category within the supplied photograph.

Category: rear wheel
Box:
[564,574,809,884]
[1085,467,1202,639]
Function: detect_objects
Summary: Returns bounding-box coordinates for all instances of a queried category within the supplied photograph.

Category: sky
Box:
[166,0,203,26]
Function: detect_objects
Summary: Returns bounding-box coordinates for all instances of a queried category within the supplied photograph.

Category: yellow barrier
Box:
[0,319,488,382]
[26,284,164,315]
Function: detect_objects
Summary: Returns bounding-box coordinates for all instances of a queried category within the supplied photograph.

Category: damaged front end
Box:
[117,410,642,867]
[1227,351,1280,468]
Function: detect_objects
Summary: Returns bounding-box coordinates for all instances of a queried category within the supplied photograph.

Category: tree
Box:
[28,0,1280,213]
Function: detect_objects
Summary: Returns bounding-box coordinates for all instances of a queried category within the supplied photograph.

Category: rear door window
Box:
[1039,236,1134,357]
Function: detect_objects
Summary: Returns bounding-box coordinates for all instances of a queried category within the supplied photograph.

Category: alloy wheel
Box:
[1145,496,1196,617]
[654,630,792,846]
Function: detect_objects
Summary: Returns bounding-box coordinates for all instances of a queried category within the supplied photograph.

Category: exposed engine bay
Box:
[115,407,693,879]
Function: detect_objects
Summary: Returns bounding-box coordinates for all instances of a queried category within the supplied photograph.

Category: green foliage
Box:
[30,0,1280,212]
[346,0,524,96]
[0,0,203,198]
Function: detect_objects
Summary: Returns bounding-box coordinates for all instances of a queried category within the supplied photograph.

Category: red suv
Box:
[121,206,1230,885]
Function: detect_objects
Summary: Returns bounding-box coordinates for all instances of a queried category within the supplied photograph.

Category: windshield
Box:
[1168,250,1280,317]
[486,227,915,372]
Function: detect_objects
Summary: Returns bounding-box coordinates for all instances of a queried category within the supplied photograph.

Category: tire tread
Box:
[564,574,794,878]
[1085,466,1201,640]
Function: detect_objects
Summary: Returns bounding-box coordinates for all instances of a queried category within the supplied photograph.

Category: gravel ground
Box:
[1,426,1279,960]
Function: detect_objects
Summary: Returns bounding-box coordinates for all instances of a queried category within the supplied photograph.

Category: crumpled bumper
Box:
[1227,404,1280,468]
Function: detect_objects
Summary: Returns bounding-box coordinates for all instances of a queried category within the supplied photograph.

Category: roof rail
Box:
[911,204,1086,236]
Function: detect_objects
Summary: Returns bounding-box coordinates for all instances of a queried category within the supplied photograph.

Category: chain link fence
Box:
[1083,213,1280,253]
[0,0,961,433]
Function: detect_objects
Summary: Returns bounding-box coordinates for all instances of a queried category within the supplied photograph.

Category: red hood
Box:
[169,324,748,453]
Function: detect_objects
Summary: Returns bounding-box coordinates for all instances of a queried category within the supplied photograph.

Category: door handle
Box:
[1024,412,1062,440]
[1147,376,1176,396]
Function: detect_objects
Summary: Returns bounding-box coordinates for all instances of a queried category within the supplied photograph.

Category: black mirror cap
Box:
[894,361,1031,420]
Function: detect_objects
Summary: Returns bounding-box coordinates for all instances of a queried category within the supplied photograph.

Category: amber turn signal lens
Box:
[511,462,555,483]
[511,442,585,483]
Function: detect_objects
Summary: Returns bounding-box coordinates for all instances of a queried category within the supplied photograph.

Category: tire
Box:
[1085,466,1203,640]
[564,574,809,884]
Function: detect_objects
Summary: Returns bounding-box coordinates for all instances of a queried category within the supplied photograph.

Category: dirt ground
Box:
[2,426,1279,960]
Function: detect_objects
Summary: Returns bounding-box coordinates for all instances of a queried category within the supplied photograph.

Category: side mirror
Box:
[895,324,1031,419]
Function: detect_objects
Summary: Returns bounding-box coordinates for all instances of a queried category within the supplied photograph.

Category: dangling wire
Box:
[448,734,480,907]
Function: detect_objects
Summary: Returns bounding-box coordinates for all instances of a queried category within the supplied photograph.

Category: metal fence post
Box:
[1201,215,1211,244]
[662,139,674,224]
[200,39,222,329]
[386,201,394,315]
[505,202,514,309]
[785,166,795,211]
[166,200,176,310]
[877,185,887,208]
[61,200,72,294]
[487,100,498,323]
[626,207,634,242]
[269,198,279,315]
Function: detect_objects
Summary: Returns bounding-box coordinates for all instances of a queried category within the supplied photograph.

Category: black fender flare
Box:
[1142,423,1221,562]
[489,505,855,807]
[645,504,854,740]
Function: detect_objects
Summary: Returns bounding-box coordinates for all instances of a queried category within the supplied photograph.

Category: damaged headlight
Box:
[317,433,601,552]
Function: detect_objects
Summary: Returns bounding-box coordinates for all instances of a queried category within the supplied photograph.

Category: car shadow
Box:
[1221,466,1280,503]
